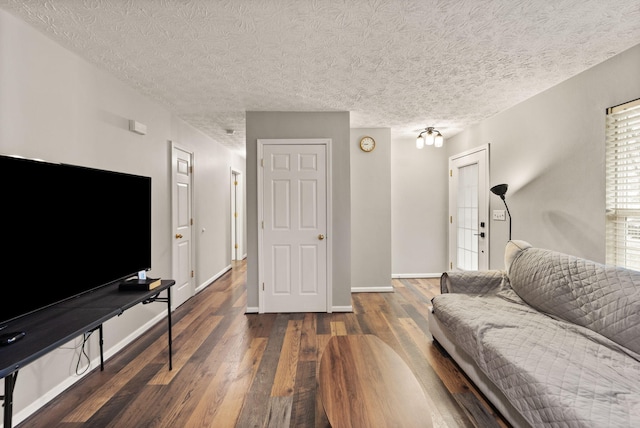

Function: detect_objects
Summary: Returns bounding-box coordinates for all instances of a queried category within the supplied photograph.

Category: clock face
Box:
[360,136,375,152]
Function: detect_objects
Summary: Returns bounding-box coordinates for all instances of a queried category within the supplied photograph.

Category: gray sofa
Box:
[428,240,640,427]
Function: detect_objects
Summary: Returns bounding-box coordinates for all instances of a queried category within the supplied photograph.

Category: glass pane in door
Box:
[456,163,478,270]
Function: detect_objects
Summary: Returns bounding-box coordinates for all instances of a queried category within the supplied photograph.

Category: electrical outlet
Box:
[493,210,506,221]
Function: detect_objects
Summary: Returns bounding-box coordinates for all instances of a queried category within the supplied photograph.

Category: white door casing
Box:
[258,139,332,313]
[171,143,195,309]
[449,145,490,271]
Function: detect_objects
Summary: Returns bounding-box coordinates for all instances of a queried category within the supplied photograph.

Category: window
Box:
[606,98,640,269]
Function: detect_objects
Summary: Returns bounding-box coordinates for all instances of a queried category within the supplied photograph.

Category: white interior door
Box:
[171,144,194,309]
[258,139,330,313]
[449,145,490,271]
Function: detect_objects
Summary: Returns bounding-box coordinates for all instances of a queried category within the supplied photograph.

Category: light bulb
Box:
[434,132,444,147]
[425,130,435,146]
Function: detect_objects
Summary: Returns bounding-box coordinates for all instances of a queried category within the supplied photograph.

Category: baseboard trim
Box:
[351,286,394,293]
[245,305,352,314]
[392,273,442,279]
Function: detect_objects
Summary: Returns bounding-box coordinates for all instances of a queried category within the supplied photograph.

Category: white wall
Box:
[391,136,449,276]
[447,43,640,267]
[0,9,244,425]
[351,128,392,291]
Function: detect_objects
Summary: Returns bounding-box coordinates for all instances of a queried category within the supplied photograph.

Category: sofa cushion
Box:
[504,240,532,275]
[508,246,640,356]
[432,292,640,427]
[440,269,508,294]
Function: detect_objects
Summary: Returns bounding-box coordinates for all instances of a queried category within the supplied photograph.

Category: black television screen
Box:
[0,155,151,328]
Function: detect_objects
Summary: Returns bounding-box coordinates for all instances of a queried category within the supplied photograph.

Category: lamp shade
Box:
[425,130,435,146]
[490,183,508,197]
[416,135,425,149]
[434,132,444,148]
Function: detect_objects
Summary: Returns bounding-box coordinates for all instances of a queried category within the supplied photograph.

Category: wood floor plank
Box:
[271,319,302,397]
[180,311,266,427]
[147,313,224,384]
[454,391,505,428]
[265,396,292,428]
[247,312,277,338]
[342,312,365,335]
[298,312,317,362]
[103,384,170,427]
[81,363,165,427]
[350,293,367,314]
[354,313,373,334]
[204,338,268,427]
[360,291,389,314]
[290,361,317,428]
[185,353,250,426]
[329,320,347,336]
[234,313,290,427]
[315,312,332,335]
[357,310,404,359]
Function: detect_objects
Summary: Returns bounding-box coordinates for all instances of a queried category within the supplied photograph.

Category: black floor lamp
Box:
[490,184,511,240]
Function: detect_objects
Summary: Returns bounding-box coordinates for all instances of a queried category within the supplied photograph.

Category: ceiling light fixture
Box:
[416,127,444,149]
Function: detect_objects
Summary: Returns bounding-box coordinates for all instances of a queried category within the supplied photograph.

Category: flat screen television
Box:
[0,154,152,333]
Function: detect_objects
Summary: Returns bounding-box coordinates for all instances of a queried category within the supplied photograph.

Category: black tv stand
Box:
[0,279,175,428]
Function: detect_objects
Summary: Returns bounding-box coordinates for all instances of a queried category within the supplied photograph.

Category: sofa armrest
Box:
[440,270,508,294]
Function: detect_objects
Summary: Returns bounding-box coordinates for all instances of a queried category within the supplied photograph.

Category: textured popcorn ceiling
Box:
[2,0,640,155]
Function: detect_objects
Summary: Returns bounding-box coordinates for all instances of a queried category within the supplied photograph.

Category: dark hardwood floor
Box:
[17,260,509,428]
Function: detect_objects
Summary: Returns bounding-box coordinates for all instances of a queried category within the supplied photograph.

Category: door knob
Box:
[175,234,183,239]
[474,232,485,238]
[318,234,325,240]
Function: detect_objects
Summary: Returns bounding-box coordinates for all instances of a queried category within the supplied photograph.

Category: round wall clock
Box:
[359,136,376,152]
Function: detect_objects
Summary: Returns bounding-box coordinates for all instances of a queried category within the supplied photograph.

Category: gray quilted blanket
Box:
[433,292,640,427]
[508,247,640,357]
[432,243,640,427]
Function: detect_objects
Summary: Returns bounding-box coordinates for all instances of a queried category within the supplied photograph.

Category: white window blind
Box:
[606,98,640,269]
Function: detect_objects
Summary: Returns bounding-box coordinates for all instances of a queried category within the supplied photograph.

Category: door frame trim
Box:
[448,144,490,271]
[257,138,333,313]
